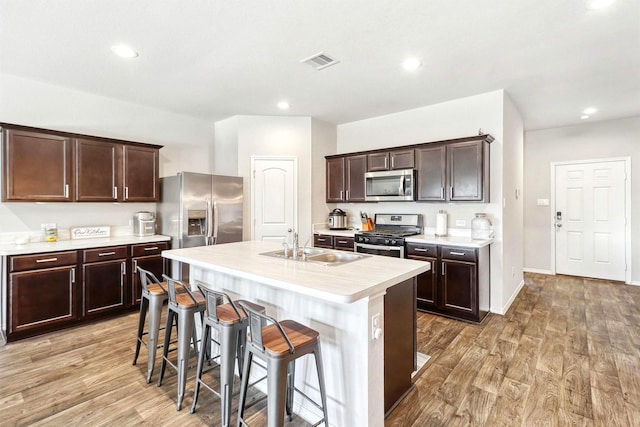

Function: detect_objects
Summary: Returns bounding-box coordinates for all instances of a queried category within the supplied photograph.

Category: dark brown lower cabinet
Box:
[313,234,355,252]
[5,240,170,342]
[8,251,78,340]
[131,242,169,305]
[407,243,490,323]
[82,246,127,317]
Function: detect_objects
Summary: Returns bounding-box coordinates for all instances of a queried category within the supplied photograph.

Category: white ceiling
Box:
[1,0,638,130]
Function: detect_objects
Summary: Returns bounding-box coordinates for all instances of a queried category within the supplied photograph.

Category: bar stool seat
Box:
[190,282,266,427]
[132,266,170,383]
[237,304,329,427]
[157,275,206,411]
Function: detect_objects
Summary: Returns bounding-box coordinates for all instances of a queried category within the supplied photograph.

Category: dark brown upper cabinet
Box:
[2,128,73,202]
[448,140,486,201]
[75,138,120,202]
[326,154,367,202]
[1,124,161,202]
[122,145,159,202]
[416,137,491,202]
[367,149,414,172]
[416,145,446,201]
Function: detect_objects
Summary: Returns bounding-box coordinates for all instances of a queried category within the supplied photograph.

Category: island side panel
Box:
[192,266,386,427]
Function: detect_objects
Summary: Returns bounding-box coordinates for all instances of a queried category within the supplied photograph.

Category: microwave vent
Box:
[300,52,340,70]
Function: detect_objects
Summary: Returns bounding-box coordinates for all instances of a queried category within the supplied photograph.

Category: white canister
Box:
[435,210,448,237]
[471,213,493,240]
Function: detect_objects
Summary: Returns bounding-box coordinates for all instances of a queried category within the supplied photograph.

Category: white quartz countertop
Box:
[0,235,171,256]
[162,240,430,304]
[314,228,358,237]
[406,234,493,248]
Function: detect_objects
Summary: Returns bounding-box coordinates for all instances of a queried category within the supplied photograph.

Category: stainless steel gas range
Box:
[354,213,423,258]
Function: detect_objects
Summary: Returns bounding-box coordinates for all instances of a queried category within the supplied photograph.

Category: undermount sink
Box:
[260,247,369,266]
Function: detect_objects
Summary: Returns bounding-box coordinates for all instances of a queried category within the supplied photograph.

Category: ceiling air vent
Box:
[300,52,339,70]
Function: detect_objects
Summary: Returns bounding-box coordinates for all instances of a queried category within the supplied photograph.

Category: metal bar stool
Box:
[190,281,266,427]
[132,266,169,383]
[157,274,206,410]
[236,303,329,427]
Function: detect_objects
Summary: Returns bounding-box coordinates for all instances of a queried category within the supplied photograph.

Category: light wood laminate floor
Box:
[1,273,639,426]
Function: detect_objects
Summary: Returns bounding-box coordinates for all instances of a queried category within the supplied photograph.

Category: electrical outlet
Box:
[371,313,382,340]
[455,219,466,227]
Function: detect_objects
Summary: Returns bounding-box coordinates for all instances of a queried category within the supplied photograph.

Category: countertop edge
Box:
[0,235,171,256]
[162,243,430,304]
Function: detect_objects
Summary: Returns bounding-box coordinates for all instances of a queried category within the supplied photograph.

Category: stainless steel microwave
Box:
[364,169,416,201]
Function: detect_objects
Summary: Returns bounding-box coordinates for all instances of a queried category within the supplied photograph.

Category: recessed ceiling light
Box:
[111,45,138,58]
[581,115,591,120]
[277,101,290,110]
[402,57,422,71]
[583,107,598,115]
[585,0,616,10]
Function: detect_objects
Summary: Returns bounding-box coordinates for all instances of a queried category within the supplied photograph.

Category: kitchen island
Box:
[162,240,430,427]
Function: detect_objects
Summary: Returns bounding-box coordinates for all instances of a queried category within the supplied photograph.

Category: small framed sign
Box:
[71,226,110,239]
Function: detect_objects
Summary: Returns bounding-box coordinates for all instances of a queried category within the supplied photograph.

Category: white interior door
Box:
[554,159,627,281]
[251,157,297,243]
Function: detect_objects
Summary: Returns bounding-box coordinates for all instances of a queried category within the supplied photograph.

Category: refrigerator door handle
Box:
[205,199,213,245]
[212,199,219,245]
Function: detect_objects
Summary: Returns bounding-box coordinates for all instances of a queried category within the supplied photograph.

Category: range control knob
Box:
[364,237,370,243]
[391,239,397,245]
[384,239,390,245]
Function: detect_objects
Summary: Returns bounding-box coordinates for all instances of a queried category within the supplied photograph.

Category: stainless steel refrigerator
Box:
[158,172,243,280]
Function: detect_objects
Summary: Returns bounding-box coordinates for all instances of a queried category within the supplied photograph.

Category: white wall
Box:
[500,94,525,310]
[215,116,315,243]
[336,90,521,313]
[212,116,239,176]
[311,119,337,226]
[0,73,215,237]
[524,116,640,283]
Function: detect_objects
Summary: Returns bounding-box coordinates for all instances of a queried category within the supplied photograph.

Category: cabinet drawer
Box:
[313,234,334,248]
[406,243,438,258]
[440,246,477,262]
[83,246,128,263]
[333,237,354,251]
[10,251,78,272]
[131,242,168,257]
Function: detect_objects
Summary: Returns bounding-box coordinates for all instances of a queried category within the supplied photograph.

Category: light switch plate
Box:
[537,198,550,206]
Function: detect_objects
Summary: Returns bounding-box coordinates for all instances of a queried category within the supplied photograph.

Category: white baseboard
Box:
[523,268,553,275]
[491,278,525,315]
[630,281,640,286]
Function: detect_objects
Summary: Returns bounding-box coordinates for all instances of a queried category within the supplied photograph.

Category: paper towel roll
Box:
[435,211,448,236]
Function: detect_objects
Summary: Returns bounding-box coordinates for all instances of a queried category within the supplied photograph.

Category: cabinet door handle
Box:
[98,252,116,257]
[441,187,445,199]
[125,187,129,199]
[450,187,453,199]
[385,157,389,169]
[346,190,350,200]
[143,246,159,251]
[70,267,75,284]
[113,186,118,199]
[337,240,348,244]
[414,248,428,252]
[442,262,445,275]
[121,261,126,276]
[36,257,58,263]
[450,251,466,256]
[64,184,69,198]
[339,190,344,200]
[391,157,394,169]
[317,238,326,242]
[133,259,138,270]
